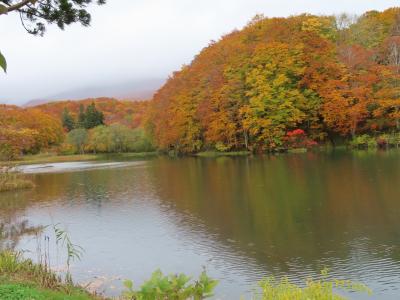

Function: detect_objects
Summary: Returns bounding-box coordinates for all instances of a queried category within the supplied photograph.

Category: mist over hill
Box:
[23,78,165,107]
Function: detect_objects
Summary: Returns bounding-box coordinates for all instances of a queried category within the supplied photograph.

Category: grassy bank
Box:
[0,251,373,299]
[2,152,159,166]
[0,283,96,300]
[196,151,251,157]
[0,251,217,300]
[0,251,101,300]
[102,152,159,160]
[5,146,399,166]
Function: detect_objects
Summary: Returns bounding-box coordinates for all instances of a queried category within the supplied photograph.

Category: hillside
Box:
[0,98,150,159]
[146,8,400,153]
[34,98,148,128]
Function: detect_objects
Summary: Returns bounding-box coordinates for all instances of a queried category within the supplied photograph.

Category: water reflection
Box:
[0,192,44,250]
[0,151,400,299]
[145,153,400,295]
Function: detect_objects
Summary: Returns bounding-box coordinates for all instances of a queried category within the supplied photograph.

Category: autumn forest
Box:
[3,3,400,299]
[2,8,400,159]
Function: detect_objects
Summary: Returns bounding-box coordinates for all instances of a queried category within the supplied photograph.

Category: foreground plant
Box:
[122,269,218,300]
[0,242,97,299]
[256,270,372,300]
[0,51,6,72]
[53,224,85,284]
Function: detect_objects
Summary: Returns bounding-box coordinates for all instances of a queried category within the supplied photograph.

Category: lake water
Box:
[1,151,400,299]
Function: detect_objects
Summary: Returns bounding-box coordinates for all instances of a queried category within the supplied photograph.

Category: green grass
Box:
[0,283,95,300]
[0,251,102,300]
[196,151,251,157]
[0,251,372,300]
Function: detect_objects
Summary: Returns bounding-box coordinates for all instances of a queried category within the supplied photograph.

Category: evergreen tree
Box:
[61,108,75,132]
[77,104,86,128]
[0,0,106,36]
[84,103,104,129]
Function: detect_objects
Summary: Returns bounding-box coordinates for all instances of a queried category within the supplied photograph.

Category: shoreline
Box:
[1,152,159,166]
[2,146,400,167]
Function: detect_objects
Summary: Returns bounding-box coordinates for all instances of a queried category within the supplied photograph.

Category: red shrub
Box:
[284,129,317,149]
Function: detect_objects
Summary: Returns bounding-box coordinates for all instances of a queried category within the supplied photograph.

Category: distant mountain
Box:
[23,78,165,107]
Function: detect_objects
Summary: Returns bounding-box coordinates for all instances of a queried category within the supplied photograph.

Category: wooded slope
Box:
[147,8,400,153]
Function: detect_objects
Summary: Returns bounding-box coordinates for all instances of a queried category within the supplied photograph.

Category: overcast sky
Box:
[1,0,399,104]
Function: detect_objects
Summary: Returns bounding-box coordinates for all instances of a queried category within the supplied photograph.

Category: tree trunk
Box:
[243,130,249,150]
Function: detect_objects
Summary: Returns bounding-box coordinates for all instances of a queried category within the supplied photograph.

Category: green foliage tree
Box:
[85,125,154,154]
[240,42,310,150]
[107,124,136,153]
[87,125,109,153]
[61,108,75,132]
[66,128,88,154]
[130,128,154,152]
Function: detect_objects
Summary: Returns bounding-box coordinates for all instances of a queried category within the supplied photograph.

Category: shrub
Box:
[257,271,372,300]
[122,269,218,300]
[349,134,377,149]
[377,134,389,148]
[0,251,22,274]
[385,132,400,148]
[57,143,76,155]
[284,129,317,150]
[215,142,230,152]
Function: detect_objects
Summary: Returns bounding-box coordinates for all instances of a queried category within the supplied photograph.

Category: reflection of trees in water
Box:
[0,219,43,250]
[2,155,400,285]
[0,190,44,251]
[0,166,149,251]
[27,168,149,208]
[146,153,400,274]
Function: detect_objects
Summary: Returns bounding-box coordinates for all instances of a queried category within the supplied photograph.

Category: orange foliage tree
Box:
[145,8,400,153]
[0,105,64,159]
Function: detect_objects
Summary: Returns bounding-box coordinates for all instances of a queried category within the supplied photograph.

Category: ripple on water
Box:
[4,153,400,300]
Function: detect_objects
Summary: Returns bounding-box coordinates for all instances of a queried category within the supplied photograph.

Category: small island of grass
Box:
[0,166,35,193]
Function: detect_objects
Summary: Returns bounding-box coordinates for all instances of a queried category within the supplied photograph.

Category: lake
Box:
[1,151,400,299]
